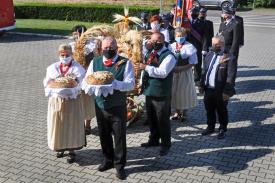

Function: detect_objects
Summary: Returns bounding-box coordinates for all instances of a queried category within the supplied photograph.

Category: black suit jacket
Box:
[136,23,151,31]
[234,15,244,46]
[200,19,214,52]
[218,19,241,57]
[165,25,175,43]
[200,51,237,97]
[187,19,208,51]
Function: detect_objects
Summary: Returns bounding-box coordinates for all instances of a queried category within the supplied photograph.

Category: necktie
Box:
[205,54,218,87]
[104,59,113,67]
[146,51,158,65]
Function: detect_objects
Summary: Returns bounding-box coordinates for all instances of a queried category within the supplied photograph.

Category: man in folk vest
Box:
[140,32,176,156]
[86,37,135,180]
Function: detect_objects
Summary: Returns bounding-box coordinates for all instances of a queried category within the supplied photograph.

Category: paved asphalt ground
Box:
[0,9,275,183]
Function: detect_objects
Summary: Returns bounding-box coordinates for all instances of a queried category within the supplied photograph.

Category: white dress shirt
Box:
[160,28,170,43]
[86,54,135,92]
[205,54,221,88]
[145,47,177,79]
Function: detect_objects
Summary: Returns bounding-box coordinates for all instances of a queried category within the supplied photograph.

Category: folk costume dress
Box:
[169,41,198,110]
[44,60,86,151]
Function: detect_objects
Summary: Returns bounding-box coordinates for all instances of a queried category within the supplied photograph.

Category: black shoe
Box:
[159,146,170,156]
[67,153,75,164]
[56,152,64,158]
[217,129,226,139]
[201,128,215,136]
[116,168,126,180]
[98,163,114,172]
[141,141,159,148]
[170,113,181,120]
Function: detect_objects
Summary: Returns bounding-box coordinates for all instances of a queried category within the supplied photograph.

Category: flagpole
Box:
[160,0,163,15]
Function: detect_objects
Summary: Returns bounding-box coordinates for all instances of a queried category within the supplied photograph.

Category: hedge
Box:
[255,0,275,7]
[14,3,160,23]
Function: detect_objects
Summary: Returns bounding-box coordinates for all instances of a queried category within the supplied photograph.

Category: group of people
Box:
[43,5,243,180]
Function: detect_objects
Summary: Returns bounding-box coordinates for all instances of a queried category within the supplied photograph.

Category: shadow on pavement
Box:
[236,79,275,94]
[238,69,275,77]
[0,33,65,43]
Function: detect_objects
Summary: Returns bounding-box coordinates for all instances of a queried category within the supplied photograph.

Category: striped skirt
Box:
[171,68,198,110]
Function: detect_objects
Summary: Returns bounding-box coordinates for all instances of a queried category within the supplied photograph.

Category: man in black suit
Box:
[199,7,214,55]
[220,7,244,53]
[136,11,151,31]
[167,4,176,26]
[187,6,208,86]
[218,7,241,62]
[199,35,237,139]
[161,14,175,43]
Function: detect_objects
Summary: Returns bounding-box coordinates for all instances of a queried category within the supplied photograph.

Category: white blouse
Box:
[169,41,198,65]
[43,60,85,87]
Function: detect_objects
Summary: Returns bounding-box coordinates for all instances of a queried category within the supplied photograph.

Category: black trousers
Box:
[95,104,127,170]
[204,88,229,131]
[194,48,202,82]
[146,96,171,148]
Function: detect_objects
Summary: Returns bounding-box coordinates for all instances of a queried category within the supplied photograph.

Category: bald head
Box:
[150,32,165,44]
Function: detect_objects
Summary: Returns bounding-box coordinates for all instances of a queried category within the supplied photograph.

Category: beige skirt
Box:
[47,97,86,151]
[80,92,96,120]
[171,68,197,110]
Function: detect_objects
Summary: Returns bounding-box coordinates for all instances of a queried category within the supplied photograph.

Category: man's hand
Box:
[222,93,230,101]
[139,63,147,70]
[202,51,207,56]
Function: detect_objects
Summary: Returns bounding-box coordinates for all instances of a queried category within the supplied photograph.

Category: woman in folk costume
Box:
[43,44,86,163]
[169,27,198,122]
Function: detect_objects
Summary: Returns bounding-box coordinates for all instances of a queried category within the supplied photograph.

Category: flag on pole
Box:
[173,0,193,28]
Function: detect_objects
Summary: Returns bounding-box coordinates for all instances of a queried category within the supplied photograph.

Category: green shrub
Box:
[14,3,159,23]
[255,0,275,7]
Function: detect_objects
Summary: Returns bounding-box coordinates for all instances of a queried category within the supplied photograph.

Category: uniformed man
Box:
[160,14,175,43]
[187,6,208,86]
[220,7,244,53]
[218,7,241,62]
[232,7,244,48]
[136,11,151,31]
[199,7,214,55]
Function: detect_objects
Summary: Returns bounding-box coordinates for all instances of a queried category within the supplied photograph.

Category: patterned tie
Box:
[146,50,158,65]
[205,54,218,87]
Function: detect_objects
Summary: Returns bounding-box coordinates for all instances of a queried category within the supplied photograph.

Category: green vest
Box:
[143,49,174,97]
[93,55,127,109]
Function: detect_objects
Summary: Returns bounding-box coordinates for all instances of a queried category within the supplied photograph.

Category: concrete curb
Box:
[7,31,70,39]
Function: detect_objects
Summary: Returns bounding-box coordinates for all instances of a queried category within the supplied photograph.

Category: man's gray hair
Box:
[212,35,225,43]
[102,36,117,49]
